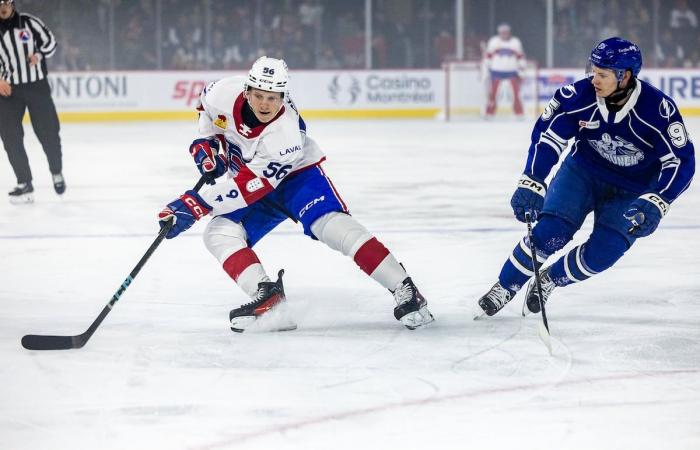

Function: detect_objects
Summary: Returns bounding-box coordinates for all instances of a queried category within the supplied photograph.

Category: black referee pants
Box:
[0,78,62,185]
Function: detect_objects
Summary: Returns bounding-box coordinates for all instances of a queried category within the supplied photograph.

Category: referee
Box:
[0,0,64,204]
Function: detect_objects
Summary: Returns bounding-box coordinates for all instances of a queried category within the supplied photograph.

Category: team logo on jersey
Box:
[578,120,599,129]
[246,178,264,193]
[494,48,516,56]
[597,43,607,50]
[238,123,252,137]
[213,115,228,129]
[559,84,577,99]
[588,133,644,167]
[659,98,676,121]
[17,30,31,42]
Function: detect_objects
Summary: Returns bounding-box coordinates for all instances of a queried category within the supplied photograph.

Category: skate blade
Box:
[231,302,297,333]
[230,315,257,333]
[521,298,541,317]
[400,306,435,330]
[9,194,34,205]
[230,316,298,333]
[471,303,488,320]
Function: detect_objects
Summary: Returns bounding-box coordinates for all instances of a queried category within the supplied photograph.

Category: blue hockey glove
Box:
[510,174,547,222]
[190,138,228,184]
[158,190,212,239]
[624,193,669,237]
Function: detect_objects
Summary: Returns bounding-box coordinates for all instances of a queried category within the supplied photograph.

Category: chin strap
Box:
[606,76,636,104]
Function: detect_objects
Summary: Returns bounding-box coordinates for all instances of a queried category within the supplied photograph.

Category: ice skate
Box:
[476,281,513,317]
[522,267,556,316]
[392,277,434,330]
[8,182,34,204]
[229,269,297,333]
[52,173,66,195]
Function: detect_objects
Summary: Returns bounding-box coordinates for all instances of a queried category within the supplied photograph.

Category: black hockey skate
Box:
[52,173,66,195]
[8,182,34,204]
[229,269,297,333]
[522,267,556,316]
[476,282,513,317]
[393,277,434,330]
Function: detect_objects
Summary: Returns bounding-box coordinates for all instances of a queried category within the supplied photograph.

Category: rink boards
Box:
[40,68,700,122]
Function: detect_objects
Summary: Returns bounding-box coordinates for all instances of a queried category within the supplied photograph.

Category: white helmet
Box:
[246,56,289,93]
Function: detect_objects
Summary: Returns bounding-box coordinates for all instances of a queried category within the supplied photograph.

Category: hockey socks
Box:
[311,212,407,290]
[223,248,271,298]
[498,236,546,293]
[353,237,407,290]
[547,225,630,287]
[498,214,577,292]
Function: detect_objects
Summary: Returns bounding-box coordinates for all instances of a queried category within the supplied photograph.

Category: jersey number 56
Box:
[263,162,293,180]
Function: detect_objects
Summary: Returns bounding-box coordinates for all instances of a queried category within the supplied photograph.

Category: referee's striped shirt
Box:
[0,11,57,85]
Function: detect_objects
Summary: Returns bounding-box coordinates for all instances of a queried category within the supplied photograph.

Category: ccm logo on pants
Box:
[299,196,325,217]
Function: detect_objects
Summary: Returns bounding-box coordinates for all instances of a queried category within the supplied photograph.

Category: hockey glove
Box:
[510,174,547,222]
[158,190,212,239]
[624,193,669,238]
[190,138,228,184]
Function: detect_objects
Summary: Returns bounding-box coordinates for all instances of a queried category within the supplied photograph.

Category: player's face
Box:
[0,1,14,19]
[246,88,284,123]
[589,65,619,98]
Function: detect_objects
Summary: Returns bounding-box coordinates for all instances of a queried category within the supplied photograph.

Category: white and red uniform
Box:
[195,75,325,216]
[483,35,526,116]
[193,76,409,301]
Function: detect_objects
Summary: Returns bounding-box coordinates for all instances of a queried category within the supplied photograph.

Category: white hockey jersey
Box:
[484,36,525,73]
[195,76,325,217]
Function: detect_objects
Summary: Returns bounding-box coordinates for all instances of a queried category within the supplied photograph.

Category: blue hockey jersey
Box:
[525,78,695,203]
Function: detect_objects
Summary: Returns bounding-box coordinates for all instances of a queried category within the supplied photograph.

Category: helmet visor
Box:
[586,59,626,82]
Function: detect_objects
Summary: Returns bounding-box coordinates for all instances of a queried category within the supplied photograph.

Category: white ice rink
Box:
[1,118,699,450]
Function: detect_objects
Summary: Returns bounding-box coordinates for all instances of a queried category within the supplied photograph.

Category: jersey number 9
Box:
[668,122,688,148]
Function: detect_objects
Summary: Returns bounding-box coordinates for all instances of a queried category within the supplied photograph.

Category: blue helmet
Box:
[588,37,642,81]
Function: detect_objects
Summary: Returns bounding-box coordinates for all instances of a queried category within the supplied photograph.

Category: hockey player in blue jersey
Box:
[475,37,695,317]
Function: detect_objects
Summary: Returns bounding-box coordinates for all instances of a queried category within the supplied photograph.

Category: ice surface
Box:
[1,119,699,450]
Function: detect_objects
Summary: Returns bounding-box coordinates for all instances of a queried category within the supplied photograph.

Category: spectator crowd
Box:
[17,0,700,71]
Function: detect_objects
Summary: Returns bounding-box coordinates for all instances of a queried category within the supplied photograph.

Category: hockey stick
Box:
[21,176,207,351]
[524,212,552,355]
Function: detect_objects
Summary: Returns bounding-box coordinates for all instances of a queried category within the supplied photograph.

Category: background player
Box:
[483,23,526,119]
[475,37,695,317]
[157,56,434,332]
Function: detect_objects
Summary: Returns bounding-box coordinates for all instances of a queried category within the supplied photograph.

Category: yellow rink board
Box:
[21,107,700,123]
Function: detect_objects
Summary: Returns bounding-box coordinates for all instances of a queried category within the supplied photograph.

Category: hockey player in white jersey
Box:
[157,57,434,332]
[483,23,526,118]
[475,37,695,317]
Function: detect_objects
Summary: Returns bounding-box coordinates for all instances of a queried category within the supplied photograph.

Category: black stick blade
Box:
[21,334,80,350]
